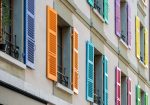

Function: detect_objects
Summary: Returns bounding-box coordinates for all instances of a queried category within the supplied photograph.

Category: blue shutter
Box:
[87,0,94,7]
[24,0,35,69]
[86,41,94,102]
[103,55,108,105]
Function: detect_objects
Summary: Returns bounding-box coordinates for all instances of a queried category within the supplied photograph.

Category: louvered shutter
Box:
[104,0,108,23]
[87,0,94,7]
[136,16,140,59]
[115,67,121,105]
[145,92,148,105]
[144,28,148,66]
[103,55,108,105]
[127,78,131,105]
[136,85,141,105]
[24,0,35,69]
[127,4,131,48]
[115,0,121,37]
[72,28,79,94]
[46,6,57,81]
[86,41,94,102]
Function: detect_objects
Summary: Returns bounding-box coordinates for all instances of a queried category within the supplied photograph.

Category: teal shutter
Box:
[86,41,94,102]
[136,85,141,105]
[104,0,108,23]
[145,92,148,105]
[87,0,94,7]
[103,55,108,105]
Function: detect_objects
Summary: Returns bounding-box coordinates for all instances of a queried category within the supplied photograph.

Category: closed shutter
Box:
[87,0,94,7]
[136,85,141,105]
[72,28,79,94]
[115,67,121,105]
[145,92,148,105]
[104,0,108,23]
[144,28,148,66]
[136,16,140,59]
[127,78,131,105]
[24,0,35,69]
[127,4,131,48]
[86,41,94,102]
[46,6,57,81]
[115,0,121,37]
[103,55,108,105]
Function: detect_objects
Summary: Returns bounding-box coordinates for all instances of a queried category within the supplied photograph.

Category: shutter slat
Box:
[127,78,131,105]
[46,6,57,81]
[136,16,140,59]
[72,28,79,94]
[115,0,121,37]
[103,55,108,105]
[87,0,94,7]
[144,28,148,66]
[86,41,94,102]
[127,4,131,48]
[104,0,108,23]
[115,67,121,105]
[25,0,35,69]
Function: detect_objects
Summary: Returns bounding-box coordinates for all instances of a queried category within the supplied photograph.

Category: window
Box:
[57,16,72,89]
[121,74,127,105]
[94,0,103,16]
[120,1,128,43]
[0,0,35,69]
[140,23,145,62]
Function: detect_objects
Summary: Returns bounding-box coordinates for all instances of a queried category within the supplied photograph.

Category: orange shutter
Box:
[46,6,57,81]
[72,28,79,94]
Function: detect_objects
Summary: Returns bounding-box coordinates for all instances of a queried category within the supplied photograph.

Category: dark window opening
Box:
[94,0,103,16]
[140,23,145,62]
[121,73,127,105]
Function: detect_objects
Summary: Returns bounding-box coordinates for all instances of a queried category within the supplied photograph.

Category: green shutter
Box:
[136,85,141,105]
[86,41,94,102]
[145,92,148,105]
[87,0,94,7]
[104,0,108,23]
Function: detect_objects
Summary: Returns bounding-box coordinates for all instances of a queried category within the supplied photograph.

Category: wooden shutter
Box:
[104,0,108,23]
[87,0,94,7]
[145,92,148,105]
[127,78,131,105]
[136,85,141,105]
[46,6,57,81]
[136,16,140,59]
[144,28,148,66]
[86,41,94,102]
[115,0,121,37]
[72,28,79,94]
[127,4,131,48]
[115,67,121,105]
[24,0,35,69]
[103,55,108,105]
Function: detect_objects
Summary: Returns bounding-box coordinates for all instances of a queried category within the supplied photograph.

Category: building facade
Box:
[0,0,149,105]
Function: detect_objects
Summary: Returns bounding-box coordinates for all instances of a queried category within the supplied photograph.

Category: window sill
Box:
[93,9,105,23]
[92,103,98,105]
[139,60,148,68]
[120,39,129,49]
[56,83,74,95]
[0,51,26,70]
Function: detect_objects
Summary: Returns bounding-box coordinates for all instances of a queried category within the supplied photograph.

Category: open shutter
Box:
[144,28,148,66]
[145,92,148,105]
[72,28,79,94]
[24,0,35,69]
[46,6,57,81]
[86,41,94,102]
[127,4,131,48]
[136,16,140,59]
[127,78,131,105]
[136,85,141,105]
[103,55,108,105]
[104,0,108,23]
[87,0,94,7]
[115,0,121,37]
[115,67,121,105]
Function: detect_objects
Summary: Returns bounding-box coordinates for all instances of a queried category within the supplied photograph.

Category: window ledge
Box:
[92,103,98,105]
[139,60,147,68]
[56,83,74,95]
[93,9,105,23]
[0,51,26,70]
[120,39,129,49]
